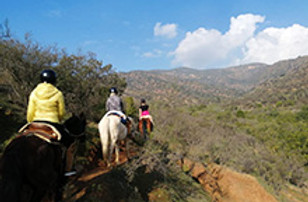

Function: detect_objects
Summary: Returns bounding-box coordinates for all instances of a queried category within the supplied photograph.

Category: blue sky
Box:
[2,0,308,72]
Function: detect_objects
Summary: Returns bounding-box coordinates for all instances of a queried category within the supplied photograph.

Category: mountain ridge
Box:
[121,56,308,106]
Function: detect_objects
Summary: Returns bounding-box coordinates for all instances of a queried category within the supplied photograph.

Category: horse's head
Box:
[64,112,86,137]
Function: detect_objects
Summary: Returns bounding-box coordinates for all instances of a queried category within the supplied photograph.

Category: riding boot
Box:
[120,117,127,125]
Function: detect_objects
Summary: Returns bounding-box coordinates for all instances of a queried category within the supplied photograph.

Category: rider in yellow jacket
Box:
[27,74,65,123]
[27,69,75,175]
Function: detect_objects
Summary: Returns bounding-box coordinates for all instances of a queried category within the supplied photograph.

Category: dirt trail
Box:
[64,148,279,202]
[179,158,277,202]
[63,145,136,201]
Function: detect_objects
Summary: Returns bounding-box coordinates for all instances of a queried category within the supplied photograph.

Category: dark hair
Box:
[141,98,146,103]
[40,69,56,84]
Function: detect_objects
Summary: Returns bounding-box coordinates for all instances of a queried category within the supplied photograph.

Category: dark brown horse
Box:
[138,118,153,140]
[0,113,86,202]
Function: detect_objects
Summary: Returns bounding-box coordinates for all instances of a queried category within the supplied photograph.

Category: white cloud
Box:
[171,13,308,69]
[242,24,308,64]
[154,22,178,39]
[172,14,264,68]
[142,49,163,58]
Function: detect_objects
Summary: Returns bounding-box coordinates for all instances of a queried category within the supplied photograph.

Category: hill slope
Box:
[240,56,308,106]
[122,56,308,106]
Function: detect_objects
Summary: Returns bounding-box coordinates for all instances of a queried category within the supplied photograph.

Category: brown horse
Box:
[0,113,86,202]
[138,118,153,140]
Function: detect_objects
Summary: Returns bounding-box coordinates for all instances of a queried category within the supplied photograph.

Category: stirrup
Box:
[64,170,77,177]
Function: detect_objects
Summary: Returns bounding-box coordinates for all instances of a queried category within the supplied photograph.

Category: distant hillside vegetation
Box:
[239,56,308,107]
[122,56,308,106]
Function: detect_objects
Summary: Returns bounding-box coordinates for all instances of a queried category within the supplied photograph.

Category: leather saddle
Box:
[18,122,62,143]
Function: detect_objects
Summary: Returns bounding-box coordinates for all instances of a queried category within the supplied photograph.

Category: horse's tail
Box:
[99,117,110,162]
[0,138,24,202]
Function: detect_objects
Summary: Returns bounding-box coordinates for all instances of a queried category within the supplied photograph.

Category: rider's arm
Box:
[58,92,65,122]
[120,99,125,113]
[139,108,142,119]
[106,98,111,111]
[27,92,36,122]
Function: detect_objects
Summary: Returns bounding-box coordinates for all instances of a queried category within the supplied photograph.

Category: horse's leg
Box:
[99,118,110,165]
[109,134,119,165]
[125,138,130,160]
[143,120,148,140]
[65,141,78,172]
[147,120,151,133]
[147,119,153,139]
[114,142,120,165]
[138,120,143,139]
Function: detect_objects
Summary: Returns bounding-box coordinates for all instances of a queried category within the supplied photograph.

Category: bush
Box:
[236,110,245,118]
[296,105,308,121]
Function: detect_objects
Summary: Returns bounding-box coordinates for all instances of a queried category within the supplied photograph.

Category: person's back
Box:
[106,87,124,112]
[139,99,154,124]
[27,83,65,123]
[105,87,127,124]
[106,94,123,112]
[27,69,65,124]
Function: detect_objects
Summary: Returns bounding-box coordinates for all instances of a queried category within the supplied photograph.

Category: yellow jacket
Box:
[27,83,65,123]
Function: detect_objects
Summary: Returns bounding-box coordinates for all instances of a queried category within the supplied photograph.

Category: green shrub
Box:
[236,110,245,118]
[296,106,308,121]
[276,101,283,107]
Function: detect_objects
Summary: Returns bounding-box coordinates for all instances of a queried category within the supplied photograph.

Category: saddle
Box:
[18,122,62,143]
[107,112,128,125]
[107,112,132,135]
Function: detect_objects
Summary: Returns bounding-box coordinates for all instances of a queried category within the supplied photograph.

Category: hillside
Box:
[239,56,308,106]
[122,56,308,106]
[122,63,266,105]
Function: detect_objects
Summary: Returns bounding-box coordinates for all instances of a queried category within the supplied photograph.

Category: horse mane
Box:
[64,112,86,136]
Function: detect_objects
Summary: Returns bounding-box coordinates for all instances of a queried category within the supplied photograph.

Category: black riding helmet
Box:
[110,87,118,94]
[40,69,56,84]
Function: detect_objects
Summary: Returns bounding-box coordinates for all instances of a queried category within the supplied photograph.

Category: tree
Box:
[123,96,138,118]
[0,35,126,121]
[0,36,58,117]
[54,52,126,121]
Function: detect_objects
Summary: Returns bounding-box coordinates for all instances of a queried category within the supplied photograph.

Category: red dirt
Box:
[217,166,277,202]
[179,158,278,202]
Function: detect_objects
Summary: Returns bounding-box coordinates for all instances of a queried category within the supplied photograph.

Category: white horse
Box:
[98,111,134,167]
